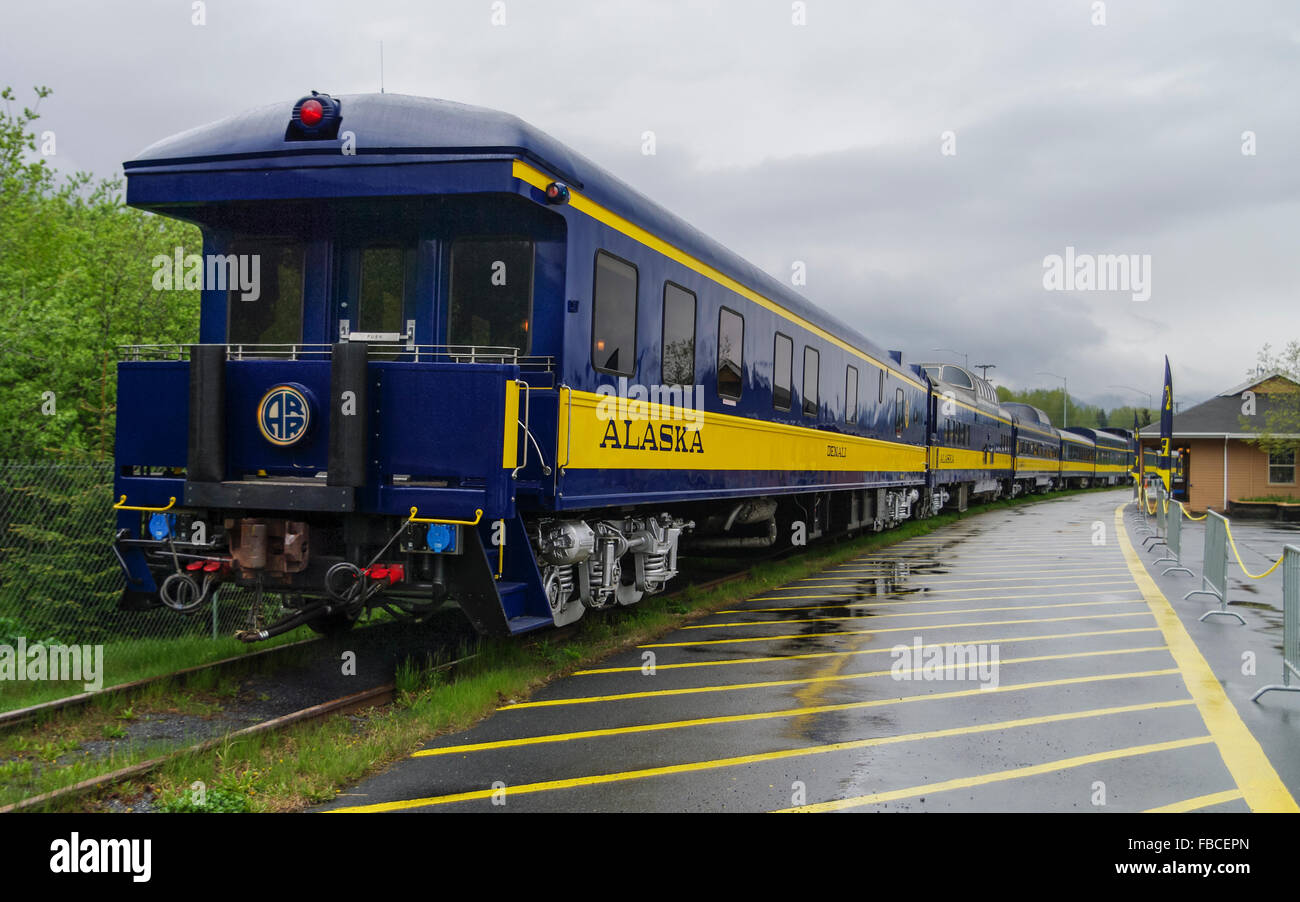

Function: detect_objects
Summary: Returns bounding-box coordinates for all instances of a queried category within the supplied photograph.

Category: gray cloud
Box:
[2,0,1295,408]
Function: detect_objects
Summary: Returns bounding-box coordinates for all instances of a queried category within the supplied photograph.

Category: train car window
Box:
[773,333,793,411]
[592,251,638,376]
[942,365,972,389]
[227,240,304,345]
[923,365,941,383]
[449,238,534,353]
[717,307,744,400]
[894,387,905,436]
[878,369,885,404]
[802,347,820,417]
[661,282,696,386]
[845,365,858,424]
[357,246,410,336]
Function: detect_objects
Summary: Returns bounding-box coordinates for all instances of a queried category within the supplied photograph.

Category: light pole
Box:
[931,347,969,369]
[1037,370,1068,428]
[975,364,996,381]
[1108,384,1153,426]
[1108,384,1153,409]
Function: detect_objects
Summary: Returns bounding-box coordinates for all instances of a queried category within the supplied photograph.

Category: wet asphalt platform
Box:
[323,489,1300,813]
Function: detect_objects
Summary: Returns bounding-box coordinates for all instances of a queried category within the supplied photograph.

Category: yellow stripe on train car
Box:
[932,449,1013,470]
[502,380,520,469]
[560,389,926,473]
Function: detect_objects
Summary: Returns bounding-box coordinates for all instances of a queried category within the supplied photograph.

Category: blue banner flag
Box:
[1158,356,1173,490]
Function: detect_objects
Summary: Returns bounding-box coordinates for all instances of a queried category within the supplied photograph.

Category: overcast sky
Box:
[3,0,1296,410]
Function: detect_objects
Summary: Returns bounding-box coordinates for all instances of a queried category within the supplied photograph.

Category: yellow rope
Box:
[1223,521,1283,579]
[1178,502,1207,521]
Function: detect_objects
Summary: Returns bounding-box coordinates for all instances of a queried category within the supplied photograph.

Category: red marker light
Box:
[300,99,324,127]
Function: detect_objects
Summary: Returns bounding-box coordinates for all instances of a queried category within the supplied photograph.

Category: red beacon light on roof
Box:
[544,181,570,205]
[287,92,342,140]
[299,99,324,127]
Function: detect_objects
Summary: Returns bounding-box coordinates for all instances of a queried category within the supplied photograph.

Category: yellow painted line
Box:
[576,627,1162,674]
[1144,789,1245,813]
[1113,503,1299,812]
[843,551,1125,561]
[496,645,1171,710]
[330,700,1197,813]
[722,590,1143,615]
[797,568,1134,584]
[740,586,1138,606]
[415,669,1183,757]
[642,610,1155,648]
[755,578,1138,596]
[778,735,1215,813]
[688,597,1146,630]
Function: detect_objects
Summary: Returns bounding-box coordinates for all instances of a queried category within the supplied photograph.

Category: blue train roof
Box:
[124,92,915,379]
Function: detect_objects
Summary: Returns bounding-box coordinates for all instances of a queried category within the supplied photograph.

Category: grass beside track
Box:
[31,485,1124,813]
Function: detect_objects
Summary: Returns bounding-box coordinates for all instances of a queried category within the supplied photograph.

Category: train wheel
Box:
[615,556,643,606]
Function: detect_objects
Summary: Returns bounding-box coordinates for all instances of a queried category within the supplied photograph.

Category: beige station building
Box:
[1138,372,1299,514]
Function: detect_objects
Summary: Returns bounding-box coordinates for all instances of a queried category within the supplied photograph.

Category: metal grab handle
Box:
[560,383,573,471]
[408,507,483,526]
[512,379,530,479]
[113,495,177,513]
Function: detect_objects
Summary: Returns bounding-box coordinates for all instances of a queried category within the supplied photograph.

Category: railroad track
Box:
[0,559,765,812]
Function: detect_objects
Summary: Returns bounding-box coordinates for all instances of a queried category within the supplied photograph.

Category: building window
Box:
[802,347,820,417]
[592,251,637,376]
[717,307,744,400]
[661,282,696,386]
[773,333,793,411]
[1269,448,1296,485]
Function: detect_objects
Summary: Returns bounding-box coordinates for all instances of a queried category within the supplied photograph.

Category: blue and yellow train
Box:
[110,93,1137,640]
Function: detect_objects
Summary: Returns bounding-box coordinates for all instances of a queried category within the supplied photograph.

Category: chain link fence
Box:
[0,459,302,708]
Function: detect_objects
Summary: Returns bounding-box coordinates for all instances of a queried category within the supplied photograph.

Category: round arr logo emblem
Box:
[257,385,312,446]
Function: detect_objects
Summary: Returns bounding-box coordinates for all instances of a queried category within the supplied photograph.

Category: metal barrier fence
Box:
[1155,493,1194,577]
[1253,546,1300,701]
[1142,482,1167,550]
[0,459,295,706]
[1184,510,1245,625]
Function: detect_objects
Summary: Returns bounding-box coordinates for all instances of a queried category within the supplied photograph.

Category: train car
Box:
[1068,427,1128,486]
[917,363,1014,510]
[1098,426,1138,482]
[1003,403,1060,494]
[1058,428,1097,488]
[110,92,937,641]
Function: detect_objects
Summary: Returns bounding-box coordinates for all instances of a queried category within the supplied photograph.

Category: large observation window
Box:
[358,246,409,335]
[449,238,534,352]
[227,240,305,345]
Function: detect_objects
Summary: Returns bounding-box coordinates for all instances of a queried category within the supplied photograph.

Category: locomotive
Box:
[110,92,1136,641]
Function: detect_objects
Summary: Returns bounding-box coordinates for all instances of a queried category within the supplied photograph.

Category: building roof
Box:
[1139,373,1299,439]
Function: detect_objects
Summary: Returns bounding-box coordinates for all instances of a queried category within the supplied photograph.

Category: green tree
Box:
[1242,341,1300,458]
[0,86,201,461]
